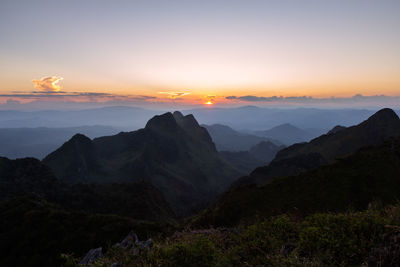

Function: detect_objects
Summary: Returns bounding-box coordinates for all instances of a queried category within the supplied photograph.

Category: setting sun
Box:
[204,101,213,105]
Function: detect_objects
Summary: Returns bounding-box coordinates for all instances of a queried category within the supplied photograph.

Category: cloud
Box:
[0,91,158,103]
[225,94,400,105]
[32,76,63,91]
[158,91,190,99]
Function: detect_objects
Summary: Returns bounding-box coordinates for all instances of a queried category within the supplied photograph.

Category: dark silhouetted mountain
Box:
[41,133,102,184]
[0,125,118,159]
[193,136,400,227]
[0,157,60,199]
[220,141,285,173]
[275,108,400,162]
[203,124,281,151]
[0,156,176,223]
[43,112,241,215]
[254,123,317,145]
[235,108,400,186]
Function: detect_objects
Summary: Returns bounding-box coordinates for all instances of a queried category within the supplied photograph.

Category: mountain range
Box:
[3,107,400,266]
[0,126,118,159]
[202,124,281,151]
[234,108,400,186]
[43,111,241,216]
[0,156,176,223]
[193,135,400,227]
[254,123,324,145]
[220,141,285,173]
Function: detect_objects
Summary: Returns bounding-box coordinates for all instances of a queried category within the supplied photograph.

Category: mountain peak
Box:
[172,111,184,120]
[367,108,399,122]
[69,133,92,143]
[145,112,178,131]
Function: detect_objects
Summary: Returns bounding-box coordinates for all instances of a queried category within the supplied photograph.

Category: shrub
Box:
[298,210,386,265]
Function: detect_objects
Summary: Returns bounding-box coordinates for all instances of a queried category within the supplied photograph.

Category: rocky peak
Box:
[172,111,184,120]
[145,112,179,131]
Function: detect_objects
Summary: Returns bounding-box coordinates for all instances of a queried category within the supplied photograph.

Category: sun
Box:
[204,101,213,105]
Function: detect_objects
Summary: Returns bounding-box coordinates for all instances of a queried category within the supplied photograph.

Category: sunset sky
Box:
[1,0,399,108]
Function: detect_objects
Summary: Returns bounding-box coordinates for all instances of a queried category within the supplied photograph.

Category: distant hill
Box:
[193,136,400,227]
[220,141,285,173]
[43,112,241,216]
[188,106,380,131]
[235,108,400,186]
[248,141,285,163]
[203,124,281,151]
[0,126,118,159]
[254,123,323,145]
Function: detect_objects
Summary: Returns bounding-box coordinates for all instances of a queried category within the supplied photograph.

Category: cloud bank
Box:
[225,94,400,106]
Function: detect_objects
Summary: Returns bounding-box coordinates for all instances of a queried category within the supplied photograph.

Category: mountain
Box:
[0,156,176,223]
[192,136,400,227]
[43,112,241,216]
[0,157,60,199]
[254,123,320,145]
[235,108,400,186]
[187,107,379,131]
[219,141,285,173]
[0,126,118,159]
[248,141,285,163]
[203,123,281,151]
[0,155,177,266]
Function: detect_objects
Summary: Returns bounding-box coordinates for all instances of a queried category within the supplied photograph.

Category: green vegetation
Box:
[65,204,400,266]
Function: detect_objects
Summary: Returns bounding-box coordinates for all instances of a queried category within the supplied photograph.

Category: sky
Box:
[1,0,399,109]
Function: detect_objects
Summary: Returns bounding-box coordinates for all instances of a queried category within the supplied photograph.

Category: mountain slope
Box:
[193,136,400,227]
[254,123,315,145]
[43,112,241,215]
[248,141,285,163]
[0,157,176,222]
[203,124,281,151]
[235,108,400,186]
[220,141,285,173]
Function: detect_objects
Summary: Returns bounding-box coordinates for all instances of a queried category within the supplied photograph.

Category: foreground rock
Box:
[80,231,153,265]
[79,247,102,265]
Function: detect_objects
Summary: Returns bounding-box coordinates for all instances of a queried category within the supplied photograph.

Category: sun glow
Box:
[204,101,213,105]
